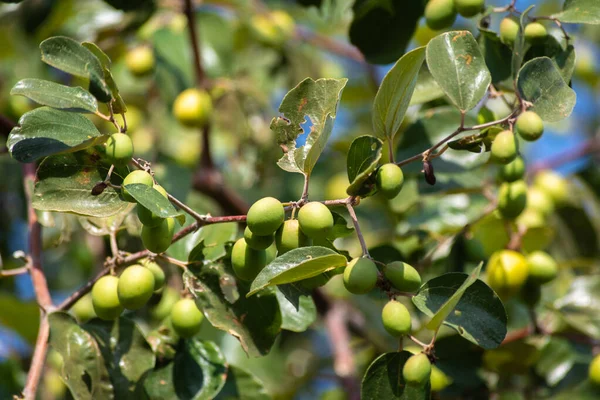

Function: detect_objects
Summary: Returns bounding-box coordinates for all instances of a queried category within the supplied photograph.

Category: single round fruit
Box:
[384,261,422,292]
[524,22,548,44]
[497,180,528,219]
[125,46,155,77]
[137,184,168,227]
[425,0,457,31]
[534,171,568,205]
[71,293,96,323]
[498,156,525,183]
[150,287,180,320]
[117,265,156,310]
[403,353,432,386]
[527,251,558,284]
[122,170,154,202]
[500,17,520,46]
[343,257,378,294]
[275,219,311,254]
[244,227,274,250]
[527,187,554,216]
[231,238,267,281]
[454,0,484,17]
[265,243,277,264]
[376,163,404,199]
[516,111,544,141]
[588,354,600,386]
[173,88,213,128]
[516,208,546,229]
[381,300,411,337]
[491,130,518,164]
[141,217,175,254]
[246,197,285,236]
[171,298,204,338]
[142,259,166,291]
[487,250,529,298]
[105,133,133,165]
[91,275,124,320]
[298,202,334,239]
[430,365,452,391]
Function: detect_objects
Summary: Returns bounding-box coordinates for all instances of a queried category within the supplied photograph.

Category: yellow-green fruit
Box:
[499,157,525,182]
[71,293,96,323]
[430,365,453,391]
[534,171,569,205]
[250,10,295,46]
[105,133,133,165]
[173,88,213,128]
[126,46,155,77]
[487,250,529,298]
[527,251,558,284]
[425,0,457,31]
[298,202,334,239]
[150,287,180,320]
[137,185,168,227]
[497,180,527,220]
[524,22,548,44]
[246,197,285,236]
[516,111,544,141]
[491,130,518,164]
[384,261,422,292]
[231,238,267,281]
[122,170,154,202]
[171,298,204,338]
[265,243,277,264]
[500,17,520,46]
[275,219,311,254]
[454,0,484,17]
[403,353,432,386]
[527,187,554,216]
[343,257,378,294]
[270,10,295,40]
[141,217,175,254]
[91,275,124,320]
[517,208,546,229]
[588,354,600,386]
[142,259,166,291]
[376,163,404,199]
[381,300,411,337]
[117,265,156,310]
[244,227,274,250]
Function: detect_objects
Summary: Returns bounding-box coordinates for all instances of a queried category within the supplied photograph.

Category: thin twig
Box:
[0,266,29,277]
[346,201,369,256]
[21,319,49,400]
[183,0,207,87]
[301,173,310,202]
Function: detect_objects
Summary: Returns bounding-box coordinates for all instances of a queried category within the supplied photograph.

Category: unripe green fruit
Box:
[71,293,96,323]
[500,17,520,46]
[150,287,180,320]
[141,217,175,254]
[171,298,204,338]
[343,257,378,294]
[527,251,558,284]
[265,243,277,264]
[137,185,168,227]
[403,353,432,386]
[142,259,166,291]
[125,46,154,77]
[589,354,600,386]
[524,22,548,44]
[105,133,133,165]
[122,170,154,202]
[497,180,527,219]
[381,300,411,337]
[231,238,267,281]
[487,250,529,298]
[92,275,123,320]
[376,163,404,199]
[243,227,274,250]
[454,0,484,17]
[491,130,518,164]
[498,156,525,183]
[117,265,156,310]
[534,171,568,205]
[275,219,311,254]
[430,365,452,391]
[173,88,213,128]
[425,0,457,31]
[516,111,544,141]
[246,197,285,236]
[298,202,334,239]
[527,187,554,216]
[384,261,422,292]
[516,208,546,229]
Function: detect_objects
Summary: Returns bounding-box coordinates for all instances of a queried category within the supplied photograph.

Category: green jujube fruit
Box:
[403,353,432,386]
[141,217,175,253]
[454,0,484,17]
[384,261,422,292]
[117,265,156,310]
[425,0,457,30]
[343,257,378,294]
[142,259,166,291]
[231,238,267,281]
[527,251,558,284]
[71,293,96,323]
[122,170,154,202]
[276,219,311,254]
[491,130,518,164]
[497,180,528,219]
[243,226,274,250]
[170,298,204,338]
[524,22,548,44]
[516,111,544,141]
[381,300,411,337]
[376,163,404,199]
[298,202,334,239]
[246,197,285,236]
[137,184,169,227]
[500,17,520,46]
[173,88,213,127]
[105,133,133,165]
[498,157,525,182]
[92,275,124,320]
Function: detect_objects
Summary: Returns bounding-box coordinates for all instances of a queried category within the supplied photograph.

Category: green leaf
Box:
[535,337,576,387]
[409,69,446,106]
[248,246,347,296]
[0,293,40,344]
[478,30,512,84]
[183,264,281,357]
[555,276,600,339]
[361,351,430,399]
[124,183,185,223]
[82,42,127,114]
[276,289,316,332]
[552,0,600,24]
[40,36,111,102]
[10,79,98,113]
[426,31,491,112]
[412,270,507,349]
[373,47,426,140]
[327,211,354,240]
[271,78,347,175]
[512,6,534,79]
[216,365,270,400]
[525,36,576,83]
[33,151,131,218]
[186,223,238,262]
[516,57,577,122]
[7,107,104,163]
[345,135,383,197]
[349,0,426,64]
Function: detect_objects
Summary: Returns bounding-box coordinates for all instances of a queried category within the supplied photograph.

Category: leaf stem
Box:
[346,201,369,257]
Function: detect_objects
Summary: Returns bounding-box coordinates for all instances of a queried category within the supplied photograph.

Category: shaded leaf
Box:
[216,365,270,400]
[82,42,127,114]
[346,135,383,197]
[512,6,534,79]
[186,223,238,262]
[478,30,512,84]
[361,351,430,399]
[327,211,354,240]
[552,0,600,24]
[409,68,445,106]
[276,289,316,332]
[10,79,98,113]
[524,36,576,83]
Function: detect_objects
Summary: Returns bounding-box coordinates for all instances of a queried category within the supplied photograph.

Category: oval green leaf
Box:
[124,183,185,223]
[552,0,600,24]
[11,79,98,113]
[276,289,316,333]
[346,135,383,197]
[82,42,127,114]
